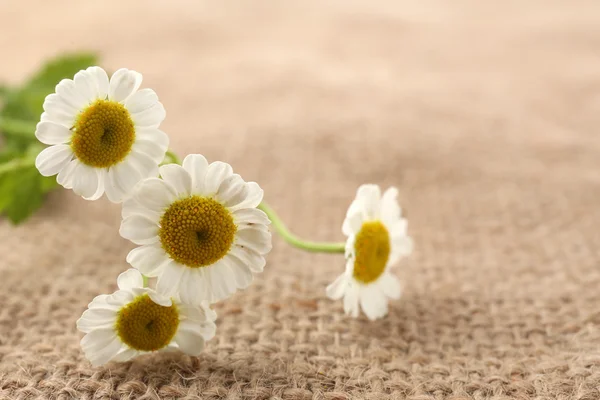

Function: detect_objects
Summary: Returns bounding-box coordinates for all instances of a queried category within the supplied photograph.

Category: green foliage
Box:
[0,53,98,224]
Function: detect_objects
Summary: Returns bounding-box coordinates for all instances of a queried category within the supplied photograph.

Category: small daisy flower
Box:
[35,66,168,202]
[77,269,216,367]
[326,184,413,320]
[119,154,272,304]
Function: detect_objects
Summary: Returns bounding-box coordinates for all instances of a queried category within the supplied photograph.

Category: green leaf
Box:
[3,166,44,224]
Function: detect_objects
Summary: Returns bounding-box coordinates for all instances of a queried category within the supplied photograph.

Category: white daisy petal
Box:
[133,178,177,213]
[86,66,109,100]
[35,144,73,177]
[122,197,161,221]
[204,161,233,195]
[227,182,263,212]
[35,121,72,145]
[205,263,235,302]
[120,215,159,245]
[228,246,266,273]
[55,78,87,110]
[132,138,169,164]
[381,187,402,224]
[124,88,159,114]
[232,208,270,226]
[356,184,381,220]
[159,164,192,196]
[108,68,143,103]
[105,167,129,203]
[182,154,209,194]
[380,273,402,300]
[117,269,144,290]
[156,262,185,297]
[174,330,205,356]
[147,290,172,307]
[235,228,272,255]
[42,93,77,127]
[326,274,347,300]
[131,101,166,128]
[80,328,117,355]
[179,319,216,342]
[56,159,78,189]
[72,163,103,201]
[89,336,123,367]
[359,286,387,321]
[112,151,159,201]
[136,128,169,157]
[74,69,100,102]
[215,174,246,207]
[342,210,363,237]
[343,287,360,318]
[112,348,138,363]
[126,244,170,277]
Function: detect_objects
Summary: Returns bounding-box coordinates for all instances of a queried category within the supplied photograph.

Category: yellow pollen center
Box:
[159,196,237,267]
[71,99,135,168]
[352,221,391,284]
[115,294,179,352]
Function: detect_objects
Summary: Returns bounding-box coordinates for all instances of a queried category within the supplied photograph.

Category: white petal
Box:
[156,262,185,297]
[131,101,166,128]
[215,174,246,207]
[342,210,363,237]
[117,269,144,290]
[343,287,360,318]
[380,187,402,225]
[55,78,87,110]
[42,93,77,127]
[235,228,272,255]
[179,319,216,342]
[227,182,263,212]
[77,309,117,333]
[380,273,402,300]
[228,246,265,273]
[355,184,381,220]
[86,66,109,100]
[174,330,205,356]
[132,137,168,164]
[106,290,135,307]
[105,167,127,203]
[134,179,176,213]
[359,285,388,320]
[147,290,172,307]
[120,215,159,245]
[228,258,253,290]
[326,274,347,300]
[57,158,79,189]
[112,151,159,201]
[136,128,169,155]
[390,235,413,263]
[72,163,103,200]
[182,154,209,194]
[203,161,233,195]
[126,245,171,277]
[159,164,192,196]
[35,144,73,177]
[232,208,270,226]
[35,121,72,145]
[74,69,100,102]
[125,88,159,114]
[108,68,143,103]
[205,263,235,302]
[112,348,138,362]
[88,336,123,367]
[121,197,161,221]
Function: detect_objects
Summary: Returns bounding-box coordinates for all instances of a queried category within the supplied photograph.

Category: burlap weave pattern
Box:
[1,1,600,399]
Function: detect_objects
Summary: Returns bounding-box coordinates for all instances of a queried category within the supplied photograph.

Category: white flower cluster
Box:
[35,66,413,367]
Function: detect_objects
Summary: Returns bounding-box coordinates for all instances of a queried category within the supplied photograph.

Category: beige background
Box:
[1,1,600,399]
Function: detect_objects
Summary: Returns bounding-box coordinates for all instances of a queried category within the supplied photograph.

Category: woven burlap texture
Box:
[1,1,600,399]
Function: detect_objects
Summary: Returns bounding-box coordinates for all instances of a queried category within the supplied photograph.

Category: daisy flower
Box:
[326,184,413,320]
[119,154,272,304]
[77,269,216,367]
[35,66,168,202]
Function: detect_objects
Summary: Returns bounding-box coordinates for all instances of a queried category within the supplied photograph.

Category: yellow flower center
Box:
[115,294,179,352]
[159,196,237,267]
[71,99,135,168]
[352,221,390,284]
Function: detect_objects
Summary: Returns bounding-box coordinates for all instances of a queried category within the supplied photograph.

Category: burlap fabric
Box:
[1,1,600,399]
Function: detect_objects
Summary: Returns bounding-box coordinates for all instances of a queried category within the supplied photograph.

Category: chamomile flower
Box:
[119,154,272,305]
[35,66,168,202]
[77,269,216,367]
[326,184,413,320]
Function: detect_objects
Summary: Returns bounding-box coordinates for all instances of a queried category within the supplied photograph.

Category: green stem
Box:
[162,149,181,165]
[142,274,149,288]
[258,202,345,253]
